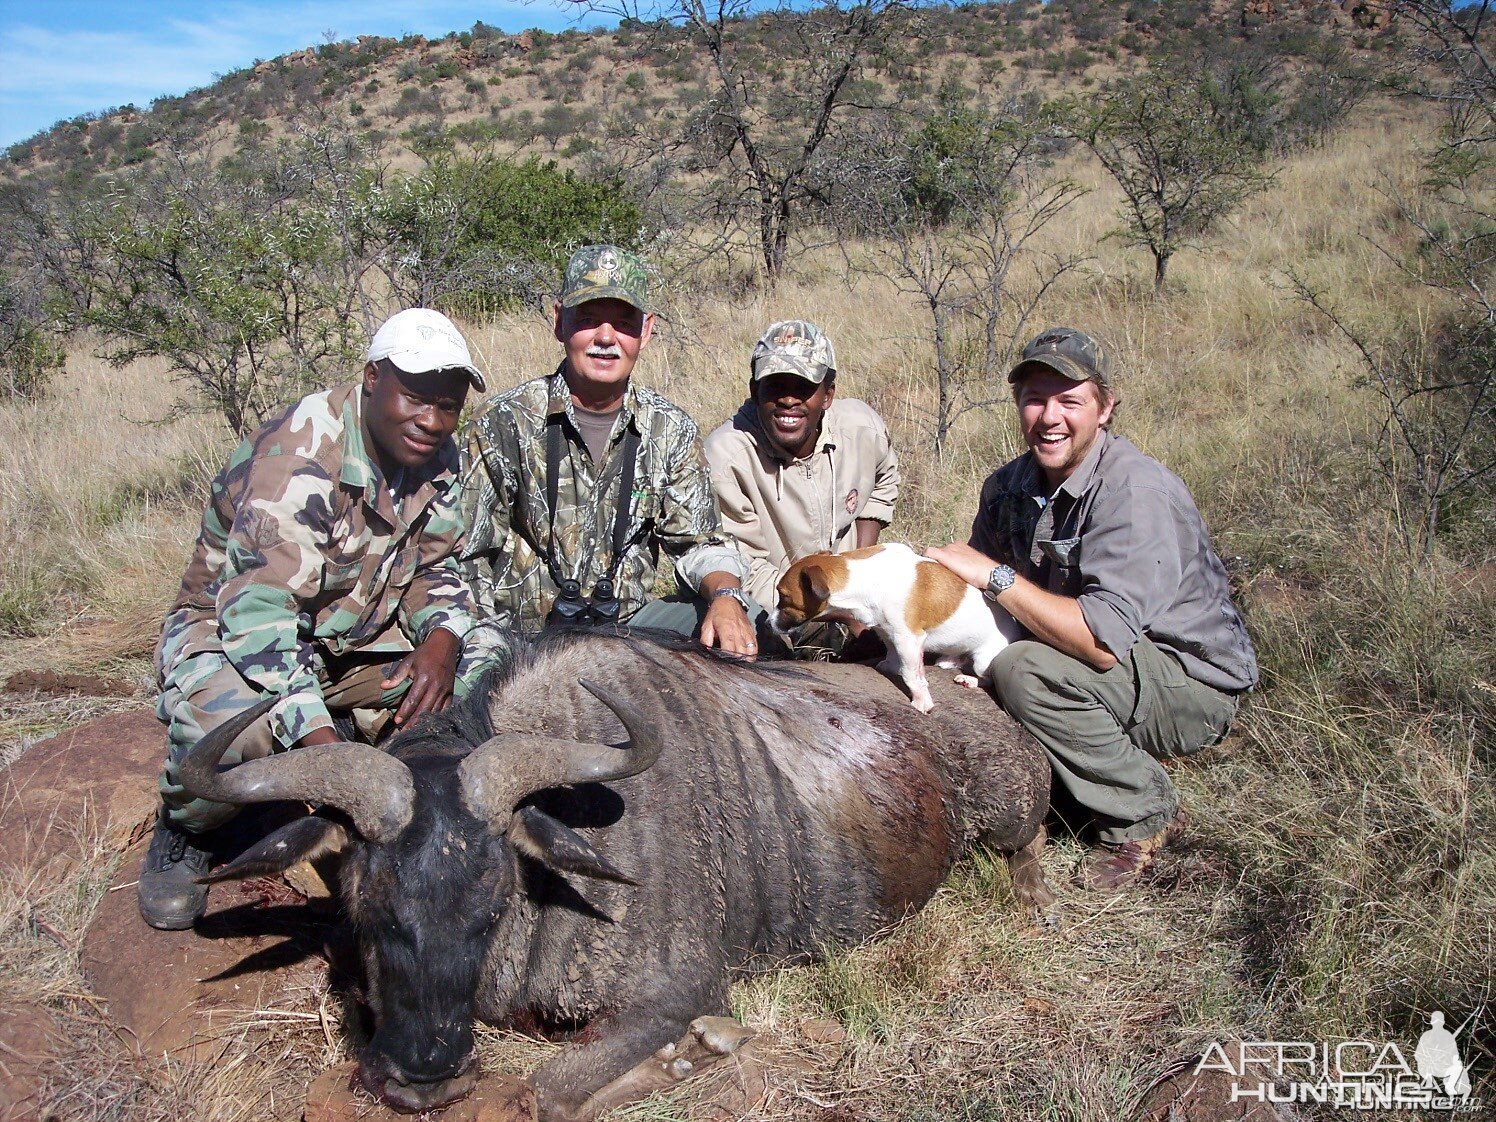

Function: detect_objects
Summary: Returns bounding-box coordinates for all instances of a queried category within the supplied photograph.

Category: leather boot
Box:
[137,812,213,929]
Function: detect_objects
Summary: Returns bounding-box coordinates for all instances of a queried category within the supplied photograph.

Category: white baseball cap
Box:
[366,308,487,393]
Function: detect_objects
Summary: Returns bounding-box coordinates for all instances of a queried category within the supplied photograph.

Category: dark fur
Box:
[214,630,1049,1121]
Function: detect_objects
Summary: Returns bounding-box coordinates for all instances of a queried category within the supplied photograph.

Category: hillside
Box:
[2,1,1493,1119]
[4,0,1391,181]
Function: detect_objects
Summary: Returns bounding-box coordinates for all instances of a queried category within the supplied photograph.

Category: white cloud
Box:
[0,0,569,146]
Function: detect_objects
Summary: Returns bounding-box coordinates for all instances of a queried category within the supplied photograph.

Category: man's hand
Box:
[924,541,996,589]
[381,627,462,727]
[697,573,757,658]
[924,541,1118,672]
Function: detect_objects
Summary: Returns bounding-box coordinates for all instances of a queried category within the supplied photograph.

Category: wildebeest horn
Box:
[458,677,664,827]
[176,695,415,843]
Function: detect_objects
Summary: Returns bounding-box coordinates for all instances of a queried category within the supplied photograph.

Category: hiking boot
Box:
[1082,808,1188,893]
[137,813,213,930]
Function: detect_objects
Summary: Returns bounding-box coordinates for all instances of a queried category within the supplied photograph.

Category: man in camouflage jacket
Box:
[459,245,757,654]
[139,308,504,930]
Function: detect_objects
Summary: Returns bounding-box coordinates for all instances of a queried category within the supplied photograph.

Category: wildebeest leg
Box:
[1006,823,1059,926]
[532,992,744,1122]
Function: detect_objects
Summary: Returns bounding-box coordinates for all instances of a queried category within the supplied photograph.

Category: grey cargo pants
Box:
[990,638,1239,844]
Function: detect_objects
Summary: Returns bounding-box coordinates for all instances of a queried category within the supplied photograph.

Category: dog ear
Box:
[802,560,833,605]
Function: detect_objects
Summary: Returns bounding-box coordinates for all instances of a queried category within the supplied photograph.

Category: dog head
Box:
[774,552,851,633]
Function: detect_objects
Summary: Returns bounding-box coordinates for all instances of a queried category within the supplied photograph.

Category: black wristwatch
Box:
[713,587,751,612]
[983,564,1016,601]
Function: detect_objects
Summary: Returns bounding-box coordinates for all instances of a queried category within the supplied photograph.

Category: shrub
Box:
[377,154,645,316]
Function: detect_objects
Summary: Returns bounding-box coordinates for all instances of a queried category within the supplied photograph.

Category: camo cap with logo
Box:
[1007,326,1114,396]
[750,320,837,385]
[559,244,651,312]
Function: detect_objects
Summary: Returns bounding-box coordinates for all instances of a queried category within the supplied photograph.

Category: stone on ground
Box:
[0,708,162,878]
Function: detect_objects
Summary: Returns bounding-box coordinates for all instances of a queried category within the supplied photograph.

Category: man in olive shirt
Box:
[928,327,1257,891]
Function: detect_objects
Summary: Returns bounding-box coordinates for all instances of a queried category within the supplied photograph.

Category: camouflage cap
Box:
[560,244,650,312]
[750,320,837,385]
[1007,326,1114,395]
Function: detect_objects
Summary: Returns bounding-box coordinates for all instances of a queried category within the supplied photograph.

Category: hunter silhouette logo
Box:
[1197,1009,1482,1112]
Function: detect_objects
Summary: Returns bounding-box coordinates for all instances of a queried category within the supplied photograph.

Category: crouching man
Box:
[927,328,1257,891]
[139,308,502,929]
[705,320,900,656]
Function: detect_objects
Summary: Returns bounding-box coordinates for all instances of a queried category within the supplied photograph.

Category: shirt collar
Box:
[548,363,638,433]
[1015,430,1112,503]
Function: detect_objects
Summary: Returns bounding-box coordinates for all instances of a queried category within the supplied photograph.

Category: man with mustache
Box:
[458,245,756,653]
[704,320,900,654]
[139,308,500,929]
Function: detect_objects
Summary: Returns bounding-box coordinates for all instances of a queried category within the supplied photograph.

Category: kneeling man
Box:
[928,328,1257,890]
[140,308,498,929]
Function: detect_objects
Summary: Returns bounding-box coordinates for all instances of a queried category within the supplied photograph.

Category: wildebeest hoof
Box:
[665,1057,693,1078]
[652,1042,677,1061]
[689,1015,755,1055]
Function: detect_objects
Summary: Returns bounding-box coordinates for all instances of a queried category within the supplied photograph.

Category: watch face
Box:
[986,566,1015,598]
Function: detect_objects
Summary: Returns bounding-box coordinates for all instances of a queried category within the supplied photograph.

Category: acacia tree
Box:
[571,0,920,282]
[1068,61,1276,297]
[833,95,1085,458]
[80,135,376,436]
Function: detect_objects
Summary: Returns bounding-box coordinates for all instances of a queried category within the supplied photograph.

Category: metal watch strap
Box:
[713,587,750,612]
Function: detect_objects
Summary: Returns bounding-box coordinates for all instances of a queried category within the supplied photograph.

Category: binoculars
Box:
[547,577,622,627]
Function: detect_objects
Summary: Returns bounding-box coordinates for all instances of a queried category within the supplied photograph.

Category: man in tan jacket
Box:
[705,320,900,652]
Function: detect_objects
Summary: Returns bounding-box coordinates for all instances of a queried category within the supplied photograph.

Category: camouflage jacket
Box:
[156,383,479,747]
[458,367,747,634]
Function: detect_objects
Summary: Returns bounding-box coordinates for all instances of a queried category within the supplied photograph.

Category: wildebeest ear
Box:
[507,806,639,886]
[198,815,351,885]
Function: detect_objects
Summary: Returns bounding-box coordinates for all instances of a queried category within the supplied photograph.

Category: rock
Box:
[1136,1051,1290,1122]
[303,1062,536,1122]
[799,1019,847,1046]
[0,1004,61,1122]
[81,831,334,1061]
[0,708,163,879]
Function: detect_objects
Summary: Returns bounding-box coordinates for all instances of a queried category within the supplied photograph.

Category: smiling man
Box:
[140,308,500,929]
[927,327,1257,891]
[459,245,755,653]
[704,320,899,653]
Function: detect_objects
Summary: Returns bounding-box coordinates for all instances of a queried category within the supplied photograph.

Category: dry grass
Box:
[2,107,1493,1120]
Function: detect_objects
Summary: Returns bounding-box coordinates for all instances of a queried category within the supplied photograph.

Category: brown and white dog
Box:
[774,542,1022,713]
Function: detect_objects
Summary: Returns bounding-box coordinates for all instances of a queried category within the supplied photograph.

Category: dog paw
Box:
[911,694,935,714]
[953,673,981,689]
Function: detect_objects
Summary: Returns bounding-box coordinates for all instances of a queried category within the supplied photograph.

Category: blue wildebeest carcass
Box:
[178,631,1052,1120]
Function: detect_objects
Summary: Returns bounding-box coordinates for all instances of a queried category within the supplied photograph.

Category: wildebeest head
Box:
[178,679,661,1113]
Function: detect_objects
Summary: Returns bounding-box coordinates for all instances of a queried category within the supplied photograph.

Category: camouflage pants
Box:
[990,637,1239,845]
[157,625,511,832]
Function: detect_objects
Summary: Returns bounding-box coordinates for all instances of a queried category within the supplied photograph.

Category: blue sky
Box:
[0,0,584,148]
